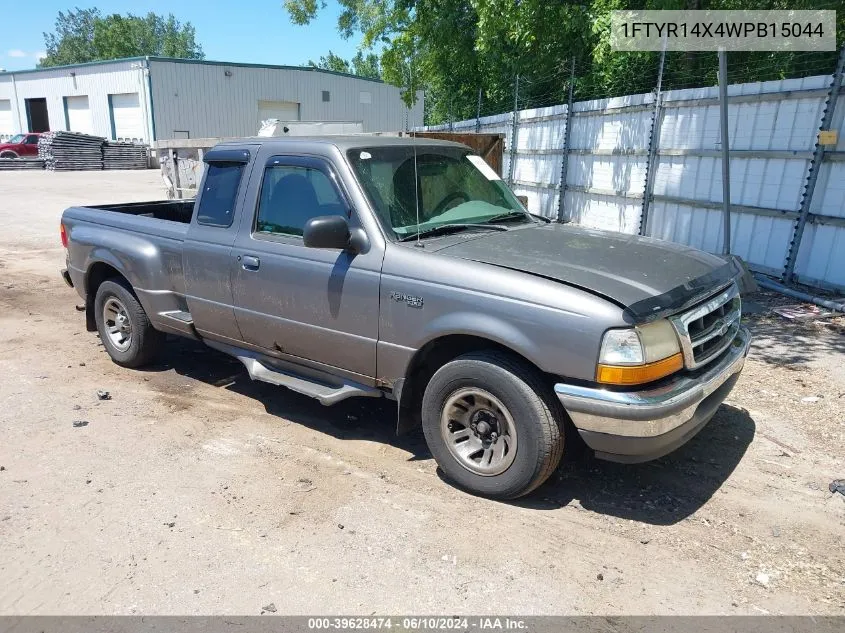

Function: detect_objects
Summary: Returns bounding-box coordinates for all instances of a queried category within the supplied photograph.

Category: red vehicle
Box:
[0,133,42,158]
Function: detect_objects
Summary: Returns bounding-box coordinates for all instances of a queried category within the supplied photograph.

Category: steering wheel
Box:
[432,191,471,215]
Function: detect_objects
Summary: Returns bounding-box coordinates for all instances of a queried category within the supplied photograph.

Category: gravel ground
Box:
[0,170,843,615]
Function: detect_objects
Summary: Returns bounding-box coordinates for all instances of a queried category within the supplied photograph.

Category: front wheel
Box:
[421,351,564,499]
[94,279,163,368]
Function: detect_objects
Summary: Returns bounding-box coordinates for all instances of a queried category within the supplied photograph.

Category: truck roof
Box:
[215,135,470,151]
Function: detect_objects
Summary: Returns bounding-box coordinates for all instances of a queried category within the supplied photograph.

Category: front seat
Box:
[266,173,321,235]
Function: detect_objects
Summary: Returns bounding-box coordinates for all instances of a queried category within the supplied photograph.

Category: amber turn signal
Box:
[596,353,684,386]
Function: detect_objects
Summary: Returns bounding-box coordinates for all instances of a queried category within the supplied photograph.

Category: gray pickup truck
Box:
[61,136,750,498]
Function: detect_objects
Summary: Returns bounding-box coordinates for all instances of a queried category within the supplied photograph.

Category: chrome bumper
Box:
[555,326,750,462]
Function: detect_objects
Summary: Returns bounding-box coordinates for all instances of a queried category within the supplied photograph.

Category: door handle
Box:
[240,255,260,271]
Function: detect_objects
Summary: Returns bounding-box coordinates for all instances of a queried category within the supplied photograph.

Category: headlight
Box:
[598,329,643,365]
[597,320,683,386]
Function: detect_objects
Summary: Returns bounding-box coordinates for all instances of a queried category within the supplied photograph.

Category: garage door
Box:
[65,95,92,134]
[257,100,300,127]
[0,100,13,136]
[110,92,144,142]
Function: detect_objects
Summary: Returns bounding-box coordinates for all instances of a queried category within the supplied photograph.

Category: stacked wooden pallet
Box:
[38,131,104,171]
[0,158,46,171]
[103,141,148,170]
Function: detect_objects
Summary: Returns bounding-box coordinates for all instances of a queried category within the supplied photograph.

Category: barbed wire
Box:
[424,45,842,126]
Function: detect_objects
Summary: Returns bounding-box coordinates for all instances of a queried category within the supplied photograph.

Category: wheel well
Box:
[0,150,19,158]
[397,334,550,433]
[84,262,130,331]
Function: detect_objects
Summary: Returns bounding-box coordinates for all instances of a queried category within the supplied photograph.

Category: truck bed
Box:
[63,199,192,332]
[88,200,194,223]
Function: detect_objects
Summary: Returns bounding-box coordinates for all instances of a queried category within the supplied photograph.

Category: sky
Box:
[0,1,362,71]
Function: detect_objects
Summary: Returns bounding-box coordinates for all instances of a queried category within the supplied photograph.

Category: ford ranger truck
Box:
[60,136,751,499]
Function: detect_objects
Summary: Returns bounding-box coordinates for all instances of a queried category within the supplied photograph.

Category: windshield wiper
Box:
[398,223,507,242]
[483,211,538,224]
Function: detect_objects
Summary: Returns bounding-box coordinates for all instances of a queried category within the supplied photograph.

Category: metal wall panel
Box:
[421,73,845,289]
[565,190,643,234]
[804,80,845,219]
[1,58,421,145]
[793,223,845,288]
[511,105,566,216]
[647,200,795,273]
[794,80,845,287]
[652,76,832,280]
[0,61,147,139]
[149,60,423,140]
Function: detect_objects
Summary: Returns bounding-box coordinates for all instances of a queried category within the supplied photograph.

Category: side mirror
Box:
[303,215,359,251]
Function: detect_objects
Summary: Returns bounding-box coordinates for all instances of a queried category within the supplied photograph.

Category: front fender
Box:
[416,311,544,366]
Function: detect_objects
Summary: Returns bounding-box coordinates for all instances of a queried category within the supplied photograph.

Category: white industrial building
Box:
[0,56,423,143]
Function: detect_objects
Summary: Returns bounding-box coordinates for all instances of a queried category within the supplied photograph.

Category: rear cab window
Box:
[196,162,246,227]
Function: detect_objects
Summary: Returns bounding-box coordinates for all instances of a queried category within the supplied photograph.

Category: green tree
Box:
[309,50,353,73]
[351,51,381,79]
[284,0,844,125]
[40,8,100,67]
[39,7,204,67]
[308,50,382,79]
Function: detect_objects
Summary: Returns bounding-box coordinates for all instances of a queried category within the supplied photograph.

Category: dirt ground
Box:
[0,170,843,615]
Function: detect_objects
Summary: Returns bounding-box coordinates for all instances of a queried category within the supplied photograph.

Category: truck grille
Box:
[670,283,741,370]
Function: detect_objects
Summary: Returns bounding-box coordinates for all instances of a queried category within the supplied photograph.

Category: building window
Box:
[322,91,331,102]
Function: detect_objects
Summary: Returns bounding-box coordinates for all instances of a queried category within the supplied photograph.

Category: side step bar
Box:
[160,310,194,325]
[205,341,381,406]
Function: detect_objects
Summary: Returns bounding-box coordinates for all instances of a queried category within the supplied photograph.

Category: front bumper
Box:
[555,326,751,463]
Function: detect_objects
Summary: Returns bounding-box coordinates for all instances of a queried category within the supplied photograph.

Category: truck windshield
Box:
[5,134,25,145]
[347,145,530,239]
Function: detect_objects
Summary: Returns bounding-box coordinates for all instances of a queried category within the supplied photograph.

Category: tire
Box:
[94,279,163,368]
[421,351,564,499]
[0,151,18,158]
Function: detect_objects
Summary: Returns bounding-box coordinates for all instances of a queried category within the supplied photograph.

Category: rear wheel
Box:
[94,279,163,368]
[421,351,564,499]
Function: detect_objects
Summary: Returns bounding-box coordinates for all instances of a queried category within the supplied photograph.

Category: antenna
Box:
[410,58,422,248]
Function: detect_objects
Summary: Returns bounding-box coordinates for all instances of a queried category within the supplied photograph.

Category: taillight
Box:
[60,223,68,248]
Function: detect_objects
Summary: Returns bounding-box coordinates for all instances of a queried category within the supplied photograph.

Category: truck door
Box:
[183,147,256,342]
[230,152,382,382]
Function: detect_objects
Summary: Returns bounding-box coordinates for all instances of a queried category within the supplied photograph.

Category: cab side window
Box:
[255,163,346,237]
[196,162,245,228]
[25,135,39,145]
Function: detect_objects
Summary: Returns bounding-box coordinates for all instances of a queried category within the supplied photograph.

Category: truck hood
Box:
[434,223,740,321]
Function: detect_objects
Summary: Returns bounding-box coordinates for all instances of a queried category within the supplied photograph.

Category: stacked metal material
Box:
[102,141,149,170]
[0,158,46,170]
[38,131,105,171]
